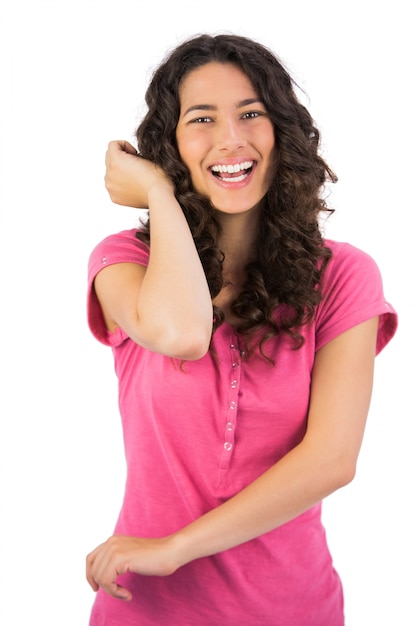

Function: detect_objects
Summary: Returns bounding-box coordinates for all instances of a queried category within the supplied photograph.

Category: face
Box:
[175,62,275,215]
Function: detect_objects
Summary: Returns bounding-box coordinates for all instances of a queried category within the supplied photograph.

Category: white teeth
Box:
[211,161,253,173]
[221,174,247,183]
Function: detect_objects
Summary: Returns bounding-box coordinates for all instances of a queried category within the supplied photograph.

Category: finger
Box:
[108,140,137,155]
[86,542,109,590]
[86,565,132,601]
[86,542,133,601]
[108,582,132,601]
[120,140,137,155]
[105,141,138,170]
[86,550,100,591]
[87,566,132,601]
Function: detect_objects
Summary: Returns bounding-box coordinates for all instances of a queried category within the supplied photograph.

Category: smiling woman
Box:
[85,33,397,626]
[175,62,275,215]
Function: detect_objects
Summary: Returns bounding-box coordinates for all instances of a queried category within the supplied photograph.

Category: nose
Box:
[216,117,247,151]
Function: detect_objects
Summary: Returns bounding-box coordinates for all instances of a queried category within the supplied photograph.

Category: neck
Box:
[216,207,260,270]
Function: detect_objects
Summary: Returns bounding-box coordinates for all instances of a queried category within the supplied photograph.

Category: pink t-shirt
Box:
[87,229,397,626]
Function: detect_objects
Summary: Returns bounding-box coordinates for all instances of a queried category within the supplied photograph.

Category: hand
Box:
[86,534,180,601]
[104,140,173,208]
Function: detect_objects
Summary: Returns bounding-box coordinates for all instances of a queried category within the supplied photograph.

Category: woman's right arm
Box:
[94,141,213,360]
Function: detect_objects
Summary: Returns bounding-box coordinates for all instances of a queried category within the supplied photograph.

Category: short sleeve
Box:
[87,229,150,347]
[315,241,398,354]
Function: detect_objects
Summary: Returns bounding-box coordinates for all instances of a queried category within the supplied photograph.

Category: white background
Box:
[0,1,415,624]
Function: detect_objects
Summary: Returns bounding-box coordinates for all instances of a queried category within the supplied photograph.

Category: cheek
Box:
[182,139,204,167]
[175,129,188,165]
[261,125,276,154]
[177,128,210,167]
[262,133,277,172]
[176,143,204,192]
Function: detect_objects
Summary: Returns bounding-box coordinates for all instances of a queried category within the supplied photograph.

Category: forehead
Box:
[179,62,258,104]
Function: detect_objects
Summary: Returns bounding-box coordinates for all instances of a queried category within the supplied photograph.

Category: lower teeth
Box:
[221,173,247,183]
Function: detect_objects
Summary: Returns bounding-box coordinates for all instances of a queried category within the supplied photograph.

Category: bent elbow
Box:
[155,324,212,361]
[133,316,212,360]
[170,332,211,361]
[333,458,357,489]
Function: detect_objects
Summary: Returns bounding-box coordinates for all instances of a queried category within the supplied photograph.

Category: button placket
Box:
[219,337,241,469]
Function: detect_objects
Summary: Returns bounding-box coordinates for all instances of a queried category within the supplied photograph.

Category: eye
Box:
[190,116,212,124]
[242,111,263,120]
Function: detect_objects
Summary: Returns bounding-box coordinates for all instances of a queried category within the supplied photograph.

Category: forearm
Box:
[170,321,376,564]
[86,323,374,598]
[172,439,352,567]
[138,185,213,359]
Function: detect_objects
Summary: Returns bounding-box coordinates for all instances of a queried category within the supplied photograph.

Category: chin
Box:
[213,199,263,215]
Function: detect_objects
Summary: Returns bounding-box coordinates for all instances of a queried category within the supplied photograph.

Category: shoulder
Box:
[316,239,397,354]
[325,239,378,270]
[87,229,150,347]
[88,229,149,284]
[322,239,385,295]
[89,228,149,265]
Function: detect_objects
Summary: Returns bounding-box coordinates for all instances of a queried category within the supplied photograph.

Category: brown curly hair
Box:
[134,33,337,356]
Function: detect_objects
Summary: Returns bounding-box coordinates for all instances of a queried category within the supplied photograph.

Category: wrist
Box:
[147,179,176,205]
[168,528,199,571]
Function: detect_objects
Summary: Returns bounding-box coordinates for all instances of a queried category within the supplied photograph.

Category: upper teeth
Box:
[211,161,253,174]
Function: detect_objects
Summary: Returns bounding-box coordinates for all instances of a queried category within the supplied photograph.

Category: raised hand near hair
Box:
[104,140,173,208]
[96,140,213,360]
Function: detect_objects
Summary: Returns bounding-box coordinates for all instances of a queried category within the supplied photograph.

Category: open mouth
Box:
[210,160,254,183]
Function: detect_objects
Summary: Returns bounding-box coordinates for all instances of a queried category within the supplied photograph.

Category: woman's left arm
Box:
[86,316,378,601]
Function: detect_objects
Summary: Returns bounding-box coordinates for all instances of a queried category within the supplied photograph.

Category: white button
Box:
[230,344,236,349]
[226,422,234,431]
[224,442,233,451]
[231,380,238,388]
[101,257,107,264]
[230,401,237,409]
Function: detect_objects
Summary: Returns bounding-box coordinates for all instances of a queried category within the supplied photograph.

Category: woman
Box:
[86,34,397,625]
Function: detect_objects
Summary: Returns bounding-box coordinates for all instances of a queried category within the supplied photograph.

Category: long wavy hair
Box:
[135,33,337,356]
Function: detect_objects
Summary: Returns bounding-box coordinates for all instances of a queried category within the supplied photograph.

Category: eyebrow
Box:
[183,98,264,116]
